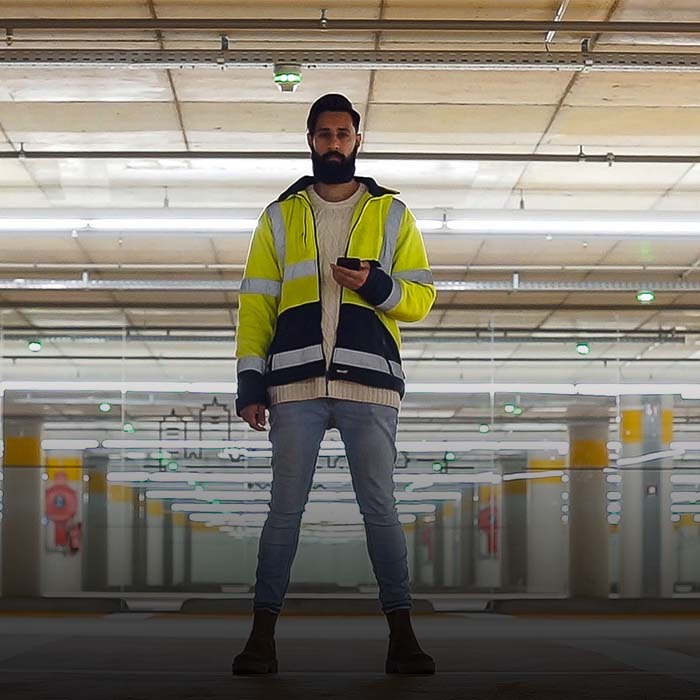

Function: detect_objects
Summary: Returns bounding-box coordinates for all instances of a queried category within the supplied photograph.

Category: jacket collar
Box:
[277,175,398,202]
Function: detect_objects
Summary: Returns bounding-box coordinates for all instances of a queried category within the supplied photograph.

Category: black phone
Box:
[336,256,362,271]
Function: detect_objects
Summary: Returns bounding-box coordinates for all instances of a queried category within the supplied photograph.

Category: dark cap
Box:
[306,93,361,134]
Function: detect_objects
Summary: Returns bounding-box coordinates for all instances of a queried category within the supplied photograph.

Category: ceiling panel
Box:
[364,104,555,148]
[171,69,372,103]
[73,235,221,264]
[0,69,171,103]
[0,102,181,134]
[503,191,663,211]
[0,235,91,263]
[181,101,327,149]
[598,240,700,266]
[471,238,615,265]
[546,106,700,147]
[371,70,573,106]
[565,72,700,108]
[515,162,692,200]
[423,236,484,265]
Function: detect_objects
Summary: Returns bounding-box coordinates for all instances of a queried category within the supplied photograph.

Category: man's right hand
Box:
[240,404,268,431]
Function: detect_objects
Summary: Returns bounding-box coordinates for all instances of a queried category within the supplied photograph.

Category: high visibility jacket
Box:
[235,176,436,414]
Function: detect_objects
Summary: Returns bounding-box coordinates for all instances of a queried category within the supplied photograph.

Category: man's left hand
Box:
[330,260,370,290]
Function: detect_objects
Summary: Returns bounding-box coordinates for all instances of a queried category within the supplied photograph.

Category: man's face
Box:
[307,111,362,184]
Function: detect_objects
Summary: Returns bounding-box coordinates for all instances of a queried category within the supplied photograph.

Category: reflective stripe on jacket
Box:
[235,175,436,413]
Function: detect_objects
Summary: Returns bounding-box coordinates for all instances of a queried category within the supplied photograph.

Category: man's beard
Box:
[311,146,358,184]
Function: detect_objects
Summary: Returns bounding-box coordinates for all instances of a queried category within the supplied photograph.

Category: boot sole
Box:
[385,659,436,675]
[232,659,278,675]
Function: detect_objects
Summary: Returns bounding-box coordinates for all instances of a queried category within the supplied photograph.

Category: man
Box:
[232,93,436,676]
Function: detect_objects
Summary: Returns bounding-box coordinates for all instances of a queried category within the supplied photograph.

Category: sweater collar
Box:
[277,175,398,202]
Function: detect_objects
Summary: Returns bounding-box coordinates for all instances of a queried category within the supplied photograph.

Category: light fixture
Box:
[636,289,655,304]
[444,212,700,238]
[576,341,591,355]
[98,402,112,413]
[273,63,302,92]
[27,339,42,353]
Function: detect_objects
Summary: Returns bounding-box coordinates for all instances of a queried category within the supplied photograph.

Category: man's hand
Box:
[240,404,268,431]
[330,260,370,290]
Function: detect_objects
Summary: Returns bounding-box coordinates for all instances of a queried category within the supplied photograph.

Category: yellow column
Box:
[568,422,609,598]
[2,418,43,597]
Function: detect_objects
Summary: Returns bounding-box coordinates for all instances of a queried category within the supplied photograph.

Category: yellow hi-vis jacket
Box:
[235,176,436,414]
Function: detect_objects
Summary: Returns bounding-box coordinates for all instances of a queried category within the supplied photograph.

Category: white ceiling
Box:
[0,0,699,433]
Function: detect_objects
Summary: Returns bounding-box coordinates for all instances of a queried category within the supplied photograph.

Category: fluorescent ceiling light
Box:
[2,211,700,239]
[415,219,444,231]
[404,383,577,395]
[145,489,462,502]
[444,212,700,238]
[172,502,269,513]
[502,470,565,481]
[100,438,568,453]
[615,449,683,467]
[670,474,700,485]
[42,439,99,450]
[0,381,237,393]
[3,380,699,397]
[671,492,700,503]
[671,442,700,451]
[106,470,499,486]
[87,218,257,232]
[671,504,700,514]
[0,218,88,231]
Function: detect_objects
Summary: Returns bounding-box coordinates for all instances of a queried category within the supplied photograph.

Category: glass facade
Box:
[2,309,697,599]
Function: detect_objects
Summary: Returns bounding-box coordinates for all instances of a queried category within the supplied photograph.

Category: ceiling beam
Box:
[1,18,700,33]
[0,49,699,71]
[0,148,697,164]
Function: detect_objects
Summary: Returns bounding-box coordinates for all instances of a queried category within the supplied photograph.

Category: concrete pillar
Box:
[43,455,83,594]
[568,422,609,597]
[619,395,674,598]
[132,487,147,588]
[433,504,445,588]
[1,417,43,597]
[459,486,475,588]
[83,453,108,591]
[474,483,501,589]
[146,498,165,588]
[502,458,528,592]
[183,514,192,586]
[526,453,567,594]
[412,514,423,587]
[107,482,134,588]
[172,512,187,586]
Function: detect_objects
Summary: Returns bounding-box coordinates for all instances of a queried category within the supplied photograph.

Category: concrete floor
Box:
[1,613,700,699]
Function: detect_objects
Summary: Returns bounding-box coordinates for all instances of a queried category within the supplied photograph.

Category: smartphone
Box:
[336,256,362,271]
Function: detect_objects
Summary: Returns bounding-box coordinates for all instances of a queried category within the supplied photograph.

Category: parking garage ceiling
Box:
[0,1,699,409]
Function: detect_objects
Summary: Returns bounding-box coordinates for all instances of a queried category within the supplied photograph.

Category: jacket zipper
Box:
[328,195,375,383]
[304,198,329,396]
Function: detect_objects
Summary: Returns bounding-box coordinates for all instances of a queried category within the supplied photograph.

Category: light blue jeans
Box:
[253,398,412,614]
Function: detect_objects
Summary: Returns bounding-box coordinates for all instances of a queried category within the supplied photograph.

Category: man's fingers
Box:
[241,405,267,431]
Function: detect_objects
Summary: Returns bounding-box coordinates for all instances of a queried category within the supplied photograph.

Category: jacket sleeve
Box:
[235,206,282,414]
[356,205,436,323]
